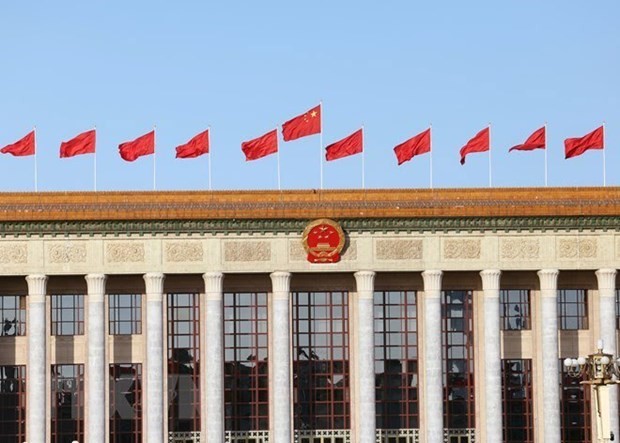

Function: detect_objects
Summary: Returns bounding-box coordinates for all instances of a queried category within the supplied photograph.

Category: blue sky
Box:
[0,1,618,191]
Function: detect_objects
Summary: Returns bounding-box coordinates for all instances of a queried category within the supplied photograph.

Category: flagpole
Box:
[429,124,433,189]
[544,122,548,187]
[488,123,492,187]
[208,126,212,191]
[603,121,607,187]
[33,126,38,192]
[277,129,281,190]
[361,125,365,189]
[93,126,97,192]
[153,126,157,191]
[319,100,323,190]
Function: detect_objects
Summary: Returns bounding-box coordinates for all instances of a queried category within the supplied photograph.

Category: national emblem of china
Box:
[302,218,345,263]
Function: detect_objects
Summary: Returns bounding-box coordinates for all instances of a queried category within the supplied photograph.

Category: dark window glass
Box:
[51,294,84,336]
[0,365,26,442]
[167,293,200,432]
[0,295,26,337]
[51,364,84,443]
[110,363,142,443]
[442,290,475,429]
[500,290,530,330]
[374,290,418,429]
[616,289,620,330]
[293,291,350,430]
[558,290,588,330]
[109,294,142,335]
[560,361,591,442]
[502,359,534,443]
[224,292,269,431]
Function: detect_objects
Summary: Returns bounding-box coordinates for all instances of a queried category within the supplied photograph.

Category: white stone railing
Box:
[294,429,351,443]
[168,431,201,443]
[376,428,420,442]
[443,428,476,443]
[225,430,270,442]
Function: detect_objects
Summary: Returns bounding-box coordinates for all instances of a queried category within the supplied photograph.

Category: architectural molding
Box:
[48,243,87,263]
[164,241,203,262]
[106,242,145,263]
[375,239,422,260]
[443,239,481,259]
[500,238,539,259]
[0,242,27,263]
[223,241,271,262]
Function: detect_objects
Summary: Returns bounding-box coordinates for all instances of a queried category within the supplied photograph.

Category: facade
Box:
[0,187,618,443]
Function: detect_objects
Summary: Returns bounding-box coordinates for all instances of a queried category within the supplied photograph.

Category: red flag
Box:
[60,129,96,158]
[460,127,490,165]
[564,126,604,159]
[0,131,35,157]
[176,129,210,159]
[509,127,546,152]
[119,131,155,162]
[394,128,431,165]
[325,129,363,161]
[242,129,278,161]
[282,104,321,141]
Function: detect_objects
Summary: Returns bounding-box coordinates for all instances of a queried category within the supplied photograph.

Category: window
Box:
[374,290,418,429]
[442,290,475,429]
[293,291,350,430]
[51,364,84,443]
[224,292,269,431]
[502,359,534,443]
[500,290,530,331]
[0,366,26,442]
[110,364,142,443]
[560,361,591,442]
[558,289,588,330]
[0,295,26,337]
[167,293,200,433]
[109,294,142,335]
[51,294,84,336]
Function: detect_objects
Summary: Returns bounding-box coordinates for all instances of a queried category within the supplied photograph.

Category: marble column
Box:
[596,268,619,439]
[480,269,502,443]
[144,272,165,443]
[26,274,48,443]
[422,270,444,443]
[538,269,560,443]
[86,274,107,443]
[270,271,292,443]
[203,272,224,443]
[354,271,376,443]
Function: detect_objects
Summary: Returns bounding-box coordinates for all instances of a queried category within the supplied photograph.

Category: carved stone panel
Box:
[289,240,306,261]
[224,241,271,262]
[557,237,597,259]
[443,239,481,260]
[106,242,145,263]
[0,243,27,264]
[342,240,357,261]
[48,243,87,264]
[500,238,540,260]
[376,239,422,260]
[165,242,203,262]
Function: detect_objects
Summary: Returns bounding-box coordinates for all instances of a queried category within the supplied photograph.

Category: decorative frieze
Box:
[375,239,422,260]
[224,241,271,262]
[342,240,357,261]
[443,239,481,260]
[164,241,203,262]
[289,238,357,262]
[500,238,539,260]
[106,242,145,263]
[48,243,87,263]
[0,243,27,264]
[557,237,597,259]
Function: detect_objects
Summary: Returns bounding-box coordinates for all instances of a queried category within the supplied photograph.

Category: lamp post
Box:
[564,340,620,442]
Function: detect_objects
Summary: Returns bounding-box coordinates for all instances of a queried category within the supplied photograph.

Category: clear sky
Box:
[0,1,618,191]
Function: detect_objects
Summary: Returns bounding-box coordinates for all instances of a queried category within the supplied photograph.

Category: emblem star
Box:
[310,111,317,118]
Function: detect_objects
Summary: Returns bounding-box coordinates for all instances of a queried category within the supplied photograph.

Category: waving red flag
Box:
[119,131,155,162]
[325,129,363,161]
[460,127,490,165]
[564,126,604,159]
[242,129,278,161]
[394,128,431,165]
[176,129,210,159]
[1,131,35,157]
[60,129,96,158]
[282,104,321,141]
[509,127,546,152]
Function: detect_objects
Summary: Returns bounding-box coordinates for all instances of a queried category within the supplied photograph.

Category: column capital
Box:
[537,269,559,293]
[143,272,165,295]
[26,274,48,296]
[422,270,443,294]
[85,274,107,296]
[270,271,291,295]
[203,271,224,294]
[596,268,617,293]
[480,269,502,293]
[354,271,376,294]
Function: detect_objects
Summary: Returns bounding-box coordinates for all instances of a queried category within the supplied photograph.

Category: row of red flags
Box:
[0,104,606,163]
